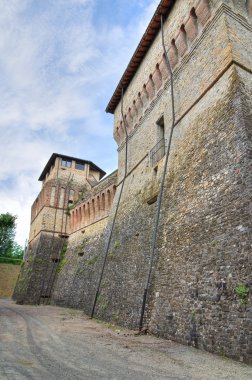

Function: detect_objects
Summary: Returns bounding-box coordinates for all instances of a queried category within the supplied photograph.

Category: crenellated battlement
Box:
[70,171,117,232]
[113,0,212,146]
[113,0,252,149]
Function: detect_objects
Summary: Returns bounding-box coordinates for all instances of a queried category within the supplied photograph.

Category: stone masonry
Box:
[14,0,252,363]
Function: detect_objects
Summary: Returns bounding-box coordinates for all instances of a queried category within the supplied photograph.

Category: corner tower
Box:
[29,153,105,242]
[14,153,105,304]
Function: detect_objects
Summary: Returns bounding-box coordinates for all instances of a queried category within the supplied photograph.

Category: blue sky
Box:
[0,0,159,246]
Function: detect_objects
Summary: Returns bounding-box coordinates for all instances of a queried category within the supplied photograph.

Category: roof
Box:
[106,0,175,114]
[38,153,106,181]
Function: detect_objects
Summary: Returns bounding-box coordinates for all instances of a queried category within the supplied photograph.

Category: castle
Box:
[14,0,252,363]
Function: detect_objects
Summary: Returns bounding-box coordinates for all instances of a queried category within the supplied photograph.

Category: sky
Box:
[0,0,160,247]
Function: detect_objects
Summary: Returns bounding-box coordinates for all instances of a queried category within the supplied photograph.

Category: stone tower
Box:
[14,153,105,304]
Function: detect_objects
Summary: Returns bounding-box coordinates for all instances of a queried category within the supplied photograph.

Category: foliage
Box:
[0,212,24,259]
[0,256,22,265]
[8,242,24,259]
[0,213,17,257]
[235,284,249,305]
[57,242,68,272]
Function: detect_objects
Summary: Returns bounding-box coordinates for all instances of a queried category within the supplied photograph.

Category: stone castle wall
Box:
[148,65,252,361]
[14,0,252,363]
[14,170,117,306]
[13,232,65,304]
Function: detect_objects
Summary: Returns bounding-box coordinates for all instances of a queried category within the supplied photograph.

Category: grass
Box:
[0,257,22,265]
[0,263,21,298]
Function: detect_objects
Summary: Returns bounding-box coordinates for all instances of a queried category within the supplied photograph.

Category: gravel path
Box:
[0,299,251,380]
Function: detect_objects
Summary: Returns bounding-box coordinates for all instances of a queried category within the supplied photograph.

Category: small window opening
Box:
[61,159,72,168]
[75,161,85,170]
[157,115,164,142]
[150,116,166,166]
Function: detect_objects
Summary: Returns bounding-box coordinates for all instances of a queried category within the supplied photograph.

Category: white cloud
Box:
[0,0,160,245]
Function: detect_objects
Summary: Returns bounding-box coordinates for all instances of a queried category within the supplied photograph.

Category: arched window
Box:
[87,202,90,224]
[101,193,105,214]
[82,204,85,226]
[107,190,111,209]
[75,209,78,227]
[79,207,82,226]
[92,199,95,221]
[97,196,100,218]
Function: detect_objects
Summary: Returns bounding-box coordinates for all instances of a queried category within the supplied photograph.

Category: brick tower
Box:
[14,153,105,304]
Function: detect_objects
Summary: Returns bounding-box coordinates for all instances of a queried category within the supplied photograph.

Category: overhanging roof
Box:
[38,153,106,181]
[106,0,176,114]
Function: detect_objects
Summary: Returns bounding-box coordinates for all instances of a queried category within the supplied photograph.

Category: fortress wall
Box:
[29,208,68,242]
[50,172,118,311]
[14,172,117,307]
[149,64,252,363]
[53,2,251,361]
[13,233,65,304]
[82,64,252,361]
[50,217,109,312]
[114,1,252,179]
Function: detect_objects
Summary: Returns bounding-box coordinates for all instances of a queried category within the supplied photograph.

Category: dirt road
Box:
[0,299,251,380]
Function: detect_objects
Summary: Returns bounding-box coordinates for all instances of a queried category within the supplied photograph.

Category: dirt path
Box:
[0,299,251,380]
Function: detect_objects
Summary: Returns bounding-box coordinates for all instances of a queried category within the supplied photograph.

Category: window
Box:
[157,115,164,142]
[61,159,71,168]
[150,116,166,166]
[75,161,85,170]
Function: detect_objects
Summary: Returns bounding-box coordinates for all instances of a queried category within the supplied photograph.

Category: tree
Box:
[0,213,17,257]
[9,242,24,259]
